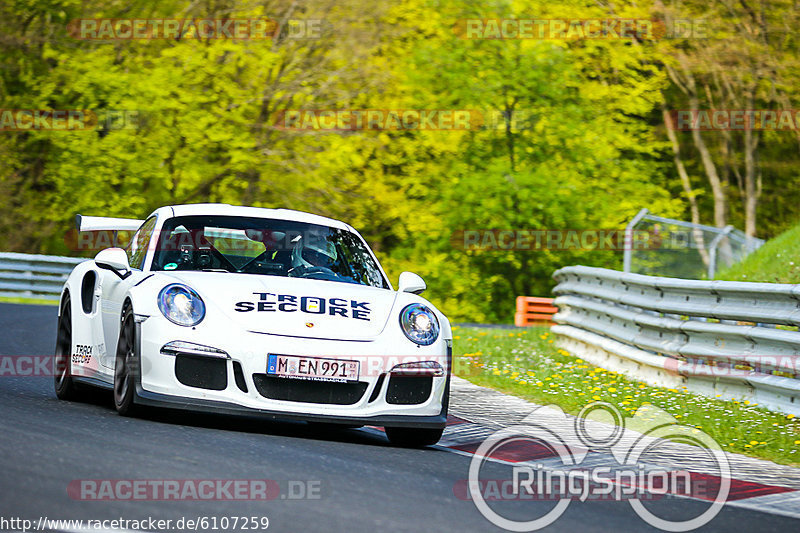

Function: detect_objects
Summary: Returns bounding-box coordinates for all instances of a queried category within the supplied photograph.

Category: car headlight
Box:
[399,303,440,345]
[158,284,205,326]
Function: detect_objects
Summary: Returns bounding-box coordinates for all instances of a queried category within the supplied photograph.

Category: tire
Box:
[385,427,444,448]
[113,304,140,416]
[54,295,80,400]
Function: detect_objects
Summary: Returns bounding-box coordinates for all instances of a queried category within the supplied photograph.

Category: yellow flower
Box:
[492,370,501,375]
[750,440,759,445]
[608,387,617,393]
[787,414,796,419]
[592,395,601,401]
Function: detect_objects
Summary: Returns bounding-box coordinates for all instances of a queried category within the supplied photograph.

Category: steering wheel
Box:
[292,266,338,279]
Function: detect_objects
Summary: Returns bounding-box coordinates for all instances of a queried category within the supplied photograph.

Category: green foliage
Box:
[455,326,800,466]
[0,0,797,322]
[716,220,800,283]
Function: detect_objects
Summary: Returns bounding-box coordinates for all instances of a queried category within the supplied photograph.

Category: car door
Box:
[99,216,157,369]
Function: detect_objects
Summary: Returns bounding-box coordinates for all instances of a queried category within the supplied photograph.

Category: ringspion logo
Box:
[466,403,730,531]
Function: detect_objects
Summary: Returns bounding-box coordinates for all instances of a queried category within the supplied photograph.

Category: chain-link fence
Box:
[622,209,764,279]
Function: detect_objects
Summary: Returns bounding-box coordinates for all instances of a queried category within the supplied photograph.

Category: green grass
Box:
[453,326,800,466]
[716,221,800,283]
[0,296,59,306]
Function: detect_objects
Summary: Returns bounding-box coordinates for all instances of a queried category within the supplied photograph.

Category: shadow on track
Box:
[62,385,419,449]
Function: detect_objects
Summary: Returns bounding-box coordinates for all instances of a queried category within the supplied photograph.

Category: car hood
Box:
[155,272,398,341]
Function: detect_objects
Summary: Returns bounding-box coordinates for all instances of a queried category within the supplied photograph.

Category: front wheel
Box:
[114,304,140,416]
[385,427,444,448]
[54,295,80,400]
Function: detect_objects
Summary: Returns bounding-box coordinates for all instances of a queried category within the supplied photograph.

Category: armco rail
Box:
[515,296,557,326]
[0,252,86,300]
[551,265,800,415]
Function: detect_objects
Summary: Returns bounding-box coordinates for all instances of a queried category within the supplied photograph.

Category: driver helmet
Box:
[291,233,337,270]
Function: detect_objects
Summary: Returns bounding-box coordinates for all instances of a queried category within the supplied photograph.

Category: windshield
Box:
[151,216,390,289]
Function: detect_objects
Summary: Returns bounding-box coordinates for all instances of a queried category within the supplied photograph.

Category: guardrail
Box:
[514,296,557,327]
[0,252,86,301]
[551,265,800,415]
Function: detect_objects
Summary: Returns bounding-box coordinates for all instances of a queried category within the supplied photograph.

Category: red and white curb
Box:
[369,376,800,520]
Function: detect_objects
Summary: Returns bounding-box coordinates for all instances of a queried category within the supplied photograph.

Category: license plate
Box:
[267,354,359,383]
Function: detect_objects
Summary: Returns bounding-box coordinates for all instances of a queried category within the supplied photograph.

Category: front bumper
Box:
[134,319,451,429]
[134,385,449,428]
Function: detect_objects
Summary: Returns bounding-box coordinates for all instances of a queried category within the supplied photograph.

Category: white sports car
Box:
[55,204,452,447]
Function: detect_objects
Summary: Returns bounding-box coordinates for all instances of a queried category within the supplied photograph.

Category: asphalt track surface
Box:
[0,302,798,532]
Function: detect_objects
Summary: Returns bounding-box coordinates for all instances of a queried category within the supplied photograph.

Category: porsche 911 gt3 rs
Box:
[55,204,452,447]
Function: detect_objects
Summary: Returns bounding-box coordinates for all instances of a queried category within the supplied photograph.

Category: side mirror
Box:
[95,247,131,278]
[398,271,426,295]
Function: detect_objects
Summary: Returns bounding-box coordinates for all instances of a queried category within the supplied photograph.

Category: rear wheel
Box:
[385,427,444,448]
[54,295,80,400]
[114,304,140,416]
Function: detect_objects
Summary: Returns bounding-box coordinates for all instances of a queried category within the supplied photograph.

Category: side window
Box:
[127,217,157,270]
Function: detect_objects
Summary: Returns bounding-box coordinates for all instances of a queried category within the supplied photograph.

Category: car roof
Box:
[156,204,350,230]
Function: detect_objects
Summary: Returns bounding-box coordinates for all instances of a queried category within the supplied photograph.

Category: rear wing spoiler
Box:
[76,215,144,233]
